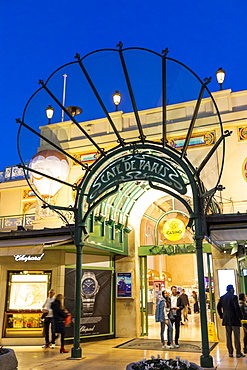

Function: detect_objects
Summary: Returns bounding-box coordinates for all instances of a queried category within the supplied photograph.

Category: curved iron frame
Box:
[16,45,230,367]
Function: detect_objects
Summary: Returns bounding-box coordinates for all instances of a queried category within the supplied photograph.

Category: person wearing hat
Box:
[217,284,245,358]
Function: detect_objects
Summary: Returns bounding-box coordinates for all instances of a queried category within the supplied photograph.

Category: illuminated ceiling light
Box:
[216,67,226,91]
[112,90,122,111]
[123,226,132,233]
[46,105,54,124]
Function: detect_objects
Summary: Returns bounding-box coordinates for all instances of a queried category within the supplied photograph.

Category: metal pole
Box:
[161,48,168,147]
[71,207,83,358]
[61,74,68,122]
[194,196,214,368]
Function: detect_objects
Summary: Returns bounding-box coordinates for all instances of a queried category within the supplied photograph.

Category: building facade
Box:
[0,88,246,345]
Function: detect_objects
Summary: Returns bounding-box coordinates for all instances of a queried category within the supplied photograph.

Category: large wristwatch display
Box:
[81,272,100,316]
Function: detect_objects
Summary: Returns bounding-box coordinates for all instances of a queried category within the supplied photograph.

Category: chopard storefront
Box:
[0,229,115,346]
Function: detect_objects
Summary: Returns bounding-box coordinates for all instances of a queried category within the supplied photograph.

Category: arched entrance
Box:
[17,45,229,367]
[77,142,217,367]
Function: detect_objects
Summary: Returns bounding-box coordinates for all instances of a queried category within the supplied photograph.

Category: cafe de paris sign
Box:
[87,153,187,204]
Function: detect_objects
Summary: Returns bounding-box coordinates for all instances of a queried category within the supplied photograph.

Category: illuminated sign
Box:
[87,153,187,204]
[163,218,186,241]
[14,253,44,262]
[150,244,195,255]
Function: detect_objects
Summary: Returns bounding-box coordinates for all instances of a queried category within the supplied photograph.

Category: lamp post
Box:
[216,67,226,90]
[46,105,54,124]
[112,90,121,111]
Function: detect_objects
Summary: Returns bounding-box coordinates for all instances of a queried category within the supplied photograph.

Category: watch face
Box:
[82,278,96,295]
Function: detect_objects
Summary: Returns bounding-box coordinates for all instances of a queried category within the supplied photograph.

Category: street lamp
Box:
[216,67,226,90]
[112,90,121,111]
[46,105,54,124]
[66,106,82,117]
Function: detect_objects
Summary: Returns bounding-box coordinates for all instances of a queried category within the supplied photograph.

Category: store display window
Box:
[4,271,51,337]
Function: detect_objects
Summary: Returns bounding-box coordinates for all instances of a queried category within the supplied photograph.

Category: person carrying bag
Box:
[51,294,70,353]
[155,291,173,348]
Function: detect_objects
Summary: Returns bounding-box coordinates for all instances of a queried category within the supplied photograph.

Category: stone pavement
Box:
[9,338,247,370]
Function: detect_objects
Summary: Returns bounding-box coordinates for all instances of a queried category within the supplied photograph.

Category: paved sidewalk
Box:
[10,338,247,370]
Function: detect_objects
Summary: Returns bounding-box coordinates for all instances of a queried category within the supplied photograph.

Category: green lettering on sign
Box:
[87,153,187,204]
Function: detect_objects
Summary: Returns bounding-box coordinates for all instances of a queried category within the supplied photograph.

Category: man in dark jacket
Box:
[180,289,190,323]
[169,286,184,347]
[217,284,245,358]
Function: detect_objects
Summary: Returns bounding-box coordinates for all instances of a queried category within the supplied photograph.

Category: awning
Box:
[0,235,73,256]
[209,225,247,243]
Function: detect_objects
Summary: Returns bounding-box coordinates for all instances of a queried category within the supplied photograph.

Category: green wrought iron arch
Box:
[77,143,199,230]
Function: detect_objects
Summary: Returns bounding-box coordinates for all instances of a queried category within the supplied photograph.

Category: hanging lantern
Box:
[29,149,69,198]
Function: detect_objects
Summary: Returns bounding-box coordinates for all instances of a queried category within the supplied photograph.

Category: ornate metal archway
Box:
[17,44,231,367]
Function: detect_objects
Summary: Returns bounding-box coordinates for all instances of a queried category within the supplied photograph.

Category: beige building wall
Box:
[166,254,197,287]
[0,89,247,342]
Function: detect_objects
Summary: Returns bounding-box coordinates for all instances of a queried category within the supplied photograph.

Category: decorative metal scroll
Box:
[87,153,187,204]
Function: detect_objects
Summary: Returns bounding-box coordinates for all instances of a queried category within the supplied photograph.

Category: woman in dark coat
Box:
[51,294,68,353]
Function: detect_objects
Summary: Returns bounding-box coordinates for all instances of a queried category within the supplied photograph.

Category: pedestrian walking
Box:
[41,289,56,348]
[169,286,184,347]
[239,293,247,354]
[180,289,189,323]
[155,291,173,348]
[192,291,199,313]
[51,294,69,353]
[217,284,245,358]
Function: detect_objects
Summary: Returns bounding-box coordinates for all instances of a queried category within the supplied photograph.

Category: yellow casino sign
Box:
[163,218,186,241]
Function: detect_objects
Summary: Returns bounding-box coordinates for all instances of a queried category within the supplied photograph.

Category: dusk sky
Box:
[1,1,247,170]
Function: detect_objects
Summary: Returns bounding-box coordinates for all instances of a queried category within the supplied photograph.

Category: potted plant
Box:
[126,355,202,370]
[0,347,18,370]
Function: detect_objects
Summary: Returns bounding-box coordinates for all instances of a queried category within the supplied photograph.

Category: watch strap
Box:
[82,297,95,316]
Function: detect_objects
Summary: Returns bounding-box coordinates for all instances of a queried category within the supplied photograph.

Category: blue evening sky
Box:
[1,0,247,170]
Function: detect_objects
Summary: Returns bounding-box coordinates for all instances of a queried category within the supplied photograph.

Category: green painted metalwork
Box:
[87,152,187,204]
[140,256,148,336]
[76,142,215,367]
[18,47,226,367]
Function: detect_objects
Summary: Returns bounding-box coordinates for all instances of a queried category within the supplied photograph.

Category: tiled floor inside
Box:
[10,313,247,369]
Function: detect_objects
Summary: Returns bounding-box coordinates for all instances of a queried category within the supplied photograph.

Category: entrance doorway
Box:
[139,253,216,340]
[146,253,200,341]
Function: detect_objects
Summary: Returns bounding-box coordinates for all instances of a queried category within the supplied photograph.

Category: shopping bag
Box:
[64,313,72,327]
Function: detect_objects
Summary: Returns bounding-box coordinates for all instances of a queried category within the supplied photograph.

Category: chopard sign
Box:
[87,153,187,204]
[14,253,44,262]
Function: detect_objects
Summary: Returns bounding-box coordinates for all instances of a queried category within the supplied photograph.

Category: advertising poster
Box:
[9,274,48,310]
[116,272,132,298]
[64,268,112,338]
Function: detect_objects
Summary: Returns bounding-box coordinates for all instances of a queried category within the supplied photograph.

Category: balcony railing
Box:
[0,165,29,183]
[0,214,35,229]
